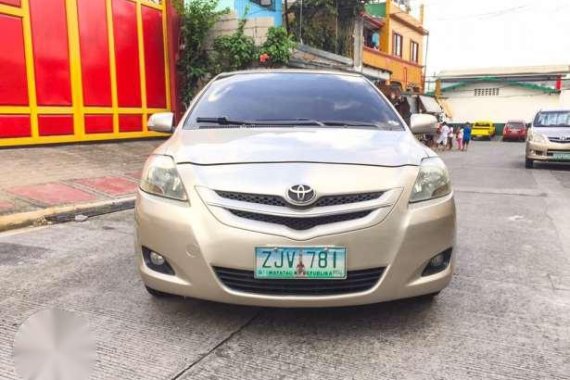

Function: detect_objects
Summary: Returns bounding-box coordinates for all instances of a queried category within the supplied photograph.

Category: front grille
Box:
[216,190,383,208]
[315,192,383,207]
[214,266,385,295]
[547,150,570,156]
[548,137,570,144]
[216,191,288,207]
[229,209,372,230]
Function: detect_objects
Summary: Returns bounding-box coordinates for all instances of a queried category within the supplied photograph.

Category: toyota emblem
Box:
[286,185,317,206]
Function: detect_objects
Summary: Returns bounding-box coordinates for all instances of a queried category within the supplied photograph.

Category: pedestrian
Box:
[462,122,472,151]
[437,122,450,151]
[456,127,464,151]
[447,126,454,150]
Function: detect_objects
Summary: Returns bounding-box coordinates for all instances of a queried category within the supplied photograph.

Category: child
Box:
[462,122,472,151]
[456,127,464,151]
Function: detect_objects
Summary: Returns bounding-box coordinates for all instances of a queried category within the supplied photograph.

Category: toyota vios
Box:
[136,70,456,307]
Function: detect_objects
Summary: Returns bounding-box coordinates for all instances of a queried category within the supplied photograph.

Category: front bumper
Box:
[526,141,570,161]
[135,183,456,307]
[472,130,493,138]
[503,131,526,140]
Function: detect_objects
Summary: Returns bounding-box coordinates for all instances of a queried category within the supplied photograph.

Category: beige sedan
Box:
[136,70,456,307]
[526,109,570,168]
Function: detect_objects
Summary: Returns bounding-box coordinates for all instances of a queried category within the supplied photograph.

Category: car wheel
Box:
[145,285,173,298]
[525,158,534,169]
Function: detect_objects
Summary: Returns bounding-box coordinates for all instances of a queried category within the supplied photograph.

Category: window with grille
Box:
[474,88,500,97]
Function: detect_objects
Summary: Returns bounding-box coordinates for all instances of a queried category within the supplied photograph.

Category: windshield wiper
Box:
[196,116,251,125]
[194,117,396,129]
[320,120,397,130]
[195,117,326,128]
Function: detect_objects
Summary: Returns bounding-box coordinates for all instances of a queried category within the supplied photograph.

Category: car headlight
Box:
[410,157,452,203]
[529,132,547,143]
[140,155,188,201]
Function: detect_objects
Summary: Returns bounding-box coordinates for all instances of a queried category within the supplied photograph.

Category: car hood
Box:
[162,128,428,167]
[534,127,570,138]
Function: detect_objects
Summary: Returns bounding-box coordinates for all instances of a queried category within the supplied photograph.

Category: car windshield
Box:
[507,122,525,129]
[534,111,570,127]
[183,72,405,130]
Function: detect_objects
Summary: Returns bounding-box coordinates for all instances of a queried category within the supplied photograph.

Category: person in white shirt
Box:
[437,122,450,151]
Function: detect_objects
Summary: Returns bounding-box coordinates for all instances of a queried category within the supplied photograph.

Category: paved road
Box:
[1,141,569,380]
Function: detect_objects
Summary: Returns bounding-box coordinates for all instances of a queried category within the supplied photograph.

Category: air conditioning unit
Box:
[260,0,272,5]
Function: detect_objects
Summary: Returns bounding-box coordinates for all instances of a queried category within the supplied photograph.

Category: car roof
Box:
[537,108,570,113]
[215,69,365,80]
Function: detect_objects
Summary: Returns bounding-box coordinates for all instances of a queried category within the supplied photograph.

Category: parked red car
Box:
[502,120,528,141]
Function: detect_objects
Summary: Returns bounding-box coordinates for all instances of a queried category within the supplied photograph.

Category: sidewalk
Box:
[0,139,165,230]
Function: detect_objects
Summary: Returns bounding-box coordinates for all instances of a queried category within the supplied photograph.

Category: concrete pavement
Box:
[0,141,569,379]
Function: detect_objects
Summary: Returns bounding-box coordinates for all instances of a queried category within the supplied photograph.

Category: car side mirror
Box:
[410,114,438,134]
[148,112,174,133]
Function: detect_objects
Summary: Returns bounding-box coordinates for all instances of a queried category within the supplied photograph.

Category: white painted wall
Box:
[442,82,563,123]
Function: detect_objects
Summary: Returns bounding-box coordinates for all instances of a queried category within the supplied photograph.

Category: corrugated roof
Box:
[439,65,570,78]
[365,3,386,17]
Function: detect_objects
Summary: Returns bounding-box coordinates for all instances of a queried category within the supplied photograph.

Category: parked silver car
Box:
[526,109,570,168]
[136,70,456,307]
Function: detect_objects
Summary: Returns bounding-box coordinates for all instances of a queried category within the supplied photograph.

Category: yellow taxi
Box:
[471,121,496,140]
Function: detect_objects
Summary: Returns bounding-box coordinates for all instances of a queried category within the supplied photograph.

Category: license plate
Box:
[553,152,570,160]
[255,247,346,279]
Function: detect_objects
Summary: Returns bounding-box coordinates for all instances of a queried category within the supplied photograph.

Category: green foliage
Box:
[213,17,257,73]
[288,0,368,57]
[260,27,296,66]
[173,0,229,106]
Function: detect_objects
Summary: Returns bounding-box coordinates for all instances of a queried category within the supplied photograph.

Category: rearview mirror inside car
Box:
[148,112,175,133]
[410,114,438,135]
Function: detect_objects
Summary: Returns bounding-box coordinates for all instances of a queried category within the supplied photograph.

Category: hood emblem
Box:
[287,185,317,206]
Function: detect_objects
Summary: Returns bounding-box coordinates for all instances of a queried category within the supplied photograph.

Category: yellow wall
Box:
[367,0,426,91]
[389,17,424,65]
[363,48,423,89]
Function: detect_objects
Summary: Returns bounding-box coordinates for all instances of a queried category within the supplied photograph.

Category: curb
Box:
[0,196,135,233]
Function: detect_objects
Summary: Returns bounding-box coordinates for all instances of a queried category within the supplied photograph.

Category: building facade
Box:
[361,0,427,93]
[0,0,177,147]
[434,65,570,130]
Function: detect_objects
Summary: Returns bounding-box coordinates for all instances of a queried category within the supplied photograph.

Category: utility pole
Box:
[284,0,290,34]
[299,0,303,44]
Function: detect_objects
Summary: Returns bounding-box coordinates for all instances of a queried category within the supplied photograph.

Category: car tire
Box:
[145,285,173,298]
[525,158,534,169]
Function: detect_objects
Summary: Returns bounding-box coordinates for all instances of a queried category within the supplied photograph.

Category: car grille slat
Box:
[214,267,385,295]
[548,137,570,144]
[228,209,372,230]
[216,191,289,207]
[216,190,383,208]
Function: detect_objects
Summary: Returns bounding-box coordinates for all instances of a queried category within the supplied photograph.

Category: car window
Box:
[507,122,525,129]
[534,111,570,127]
[183,73,405,130]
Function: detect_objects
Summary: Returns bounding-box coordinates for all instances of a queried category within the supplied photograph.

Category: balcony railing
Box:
[362,47,423,91]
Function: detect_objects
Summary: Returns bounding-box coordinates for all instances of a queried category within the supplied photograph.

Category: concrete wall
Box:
[209,11,275,46]
[443,82,563,123]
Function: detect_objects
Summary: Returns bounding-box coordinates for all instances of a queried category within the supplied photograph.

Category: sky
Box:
[409,0,570,76]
